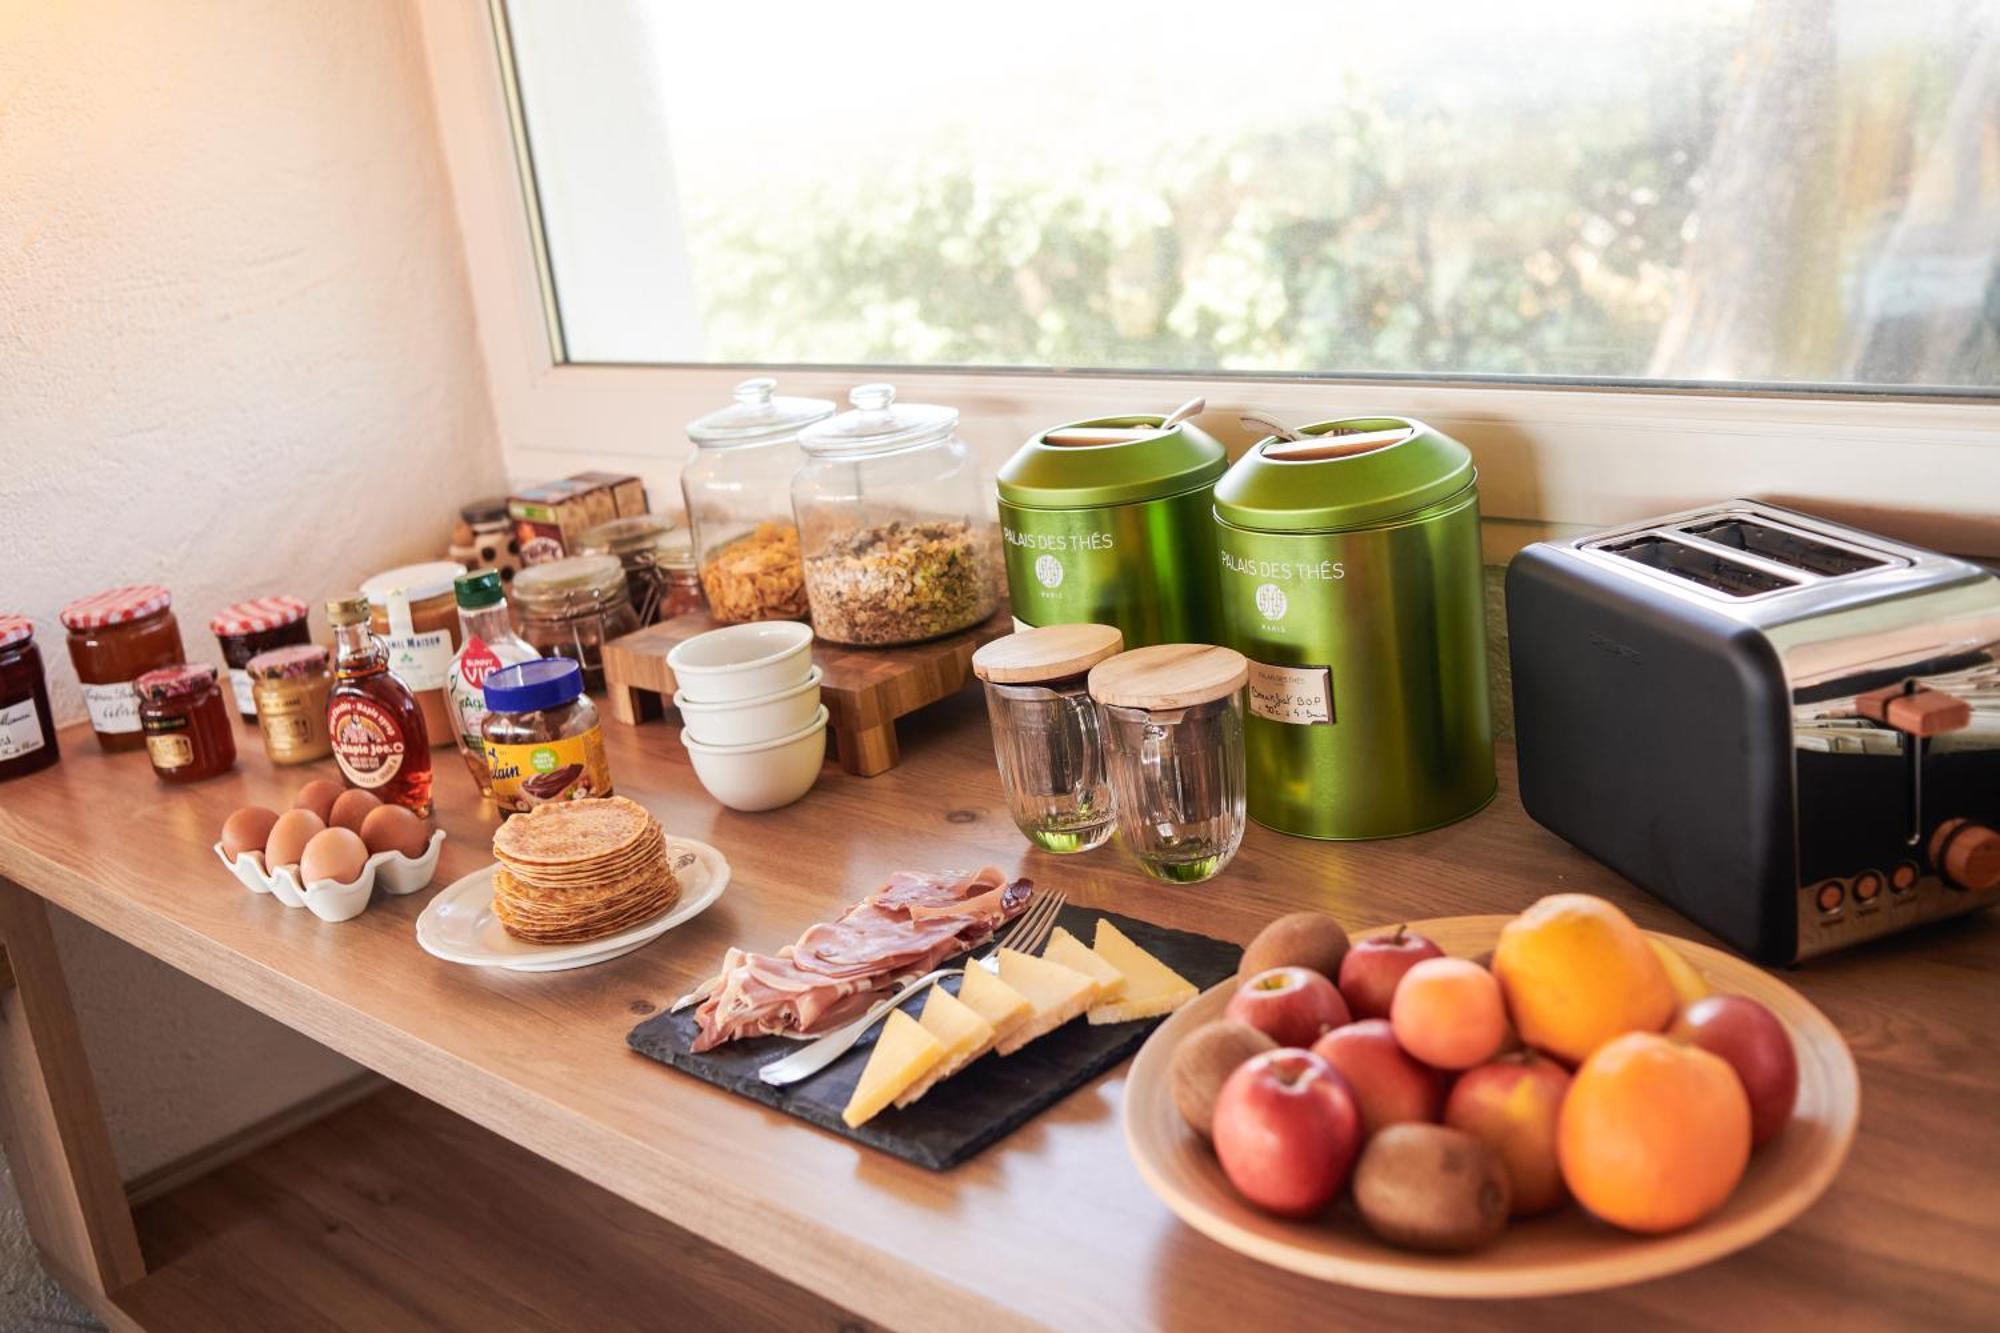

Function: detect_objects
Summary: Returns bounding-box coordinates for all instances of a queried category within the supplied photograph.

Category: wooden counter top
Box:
[2,695,1996,1330]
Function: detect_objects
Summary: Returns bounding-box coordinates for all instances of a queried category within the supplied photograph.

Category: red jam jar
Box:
[0,615,60,781]
[135,663,237,783]
[61,585,184,752]
[210,595,311,723]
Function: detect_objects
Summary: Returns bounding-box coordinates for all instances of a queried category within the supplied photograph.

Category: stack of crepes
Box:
[490,796,680,944]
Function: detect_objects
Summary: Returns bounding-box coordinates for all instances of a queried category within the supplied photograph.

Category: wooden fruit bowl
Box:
[1121,916,1860,1298]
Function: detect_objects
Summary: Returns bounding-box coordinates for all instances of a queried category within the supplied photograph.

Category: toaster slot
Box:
[1601,535,1797,597]
[1681,518,1888,577]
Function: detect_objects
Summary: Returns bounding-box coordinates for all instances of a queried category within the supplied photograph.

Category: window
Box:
[498,0,1999,392]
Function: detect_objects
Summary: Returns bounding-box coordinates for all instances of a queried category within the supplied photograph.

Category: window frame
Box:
[418,1,2000,560]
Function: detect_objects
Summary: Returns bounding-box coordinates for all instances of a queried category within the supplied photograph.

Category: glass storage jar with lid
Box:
[577,514,702,626]
[792,383,1001,646]
[510,554,639,692]
[683,378,833,624]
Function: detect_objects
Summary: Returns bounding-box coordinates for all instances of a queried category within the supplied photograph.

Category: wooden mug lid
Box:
[973,623,1124,684]
[1088,643,1248,709]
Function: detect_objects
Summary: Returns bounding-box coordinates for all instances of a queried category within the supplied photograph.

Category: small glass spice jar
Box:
[61,585,185,752]
[247,643,333,765]
[578,514,703,626]
[510,555,640,693]
[480,657,613,814]
[0,615,60,781]
[1088,644,1248,884]
[971,623,1124,854]
[135,663,237,783]
[209,595,311,722]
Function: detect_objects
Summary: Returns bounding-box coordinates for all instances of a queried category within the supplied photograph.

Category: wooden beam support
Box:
[0,877,146,1302]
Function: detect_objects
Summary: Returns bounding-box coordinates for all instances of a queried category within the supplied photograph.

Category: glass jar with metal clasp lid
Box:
[971,623,1125,854]
[577,514,703,626]
[683,377,833,625]
[509,554,639,693]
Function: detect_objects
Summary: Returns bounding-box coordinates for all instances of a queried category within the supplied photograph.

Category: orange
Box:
[1491,894,1676,1064]
[1558,1032,1751,1233]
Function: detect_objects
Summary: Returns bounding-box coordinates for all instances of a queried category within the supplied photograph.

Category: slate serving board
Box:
[627,906,1241,1170]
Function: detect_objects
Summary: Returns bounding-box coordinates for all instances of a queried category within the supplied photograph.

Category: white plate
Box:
[415,836,729,972]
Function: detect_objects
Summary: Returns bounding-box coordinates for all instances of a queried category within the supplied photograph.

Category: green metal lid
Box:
[996,416,1228,510]
[1212,416,1474,533]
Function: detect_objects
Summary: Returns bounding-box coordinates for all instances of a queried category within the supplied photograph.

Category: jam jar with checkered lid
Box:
[0,615,60,780]
[209,595,311,723]
[61,585,185,752]
[136,663,237,783]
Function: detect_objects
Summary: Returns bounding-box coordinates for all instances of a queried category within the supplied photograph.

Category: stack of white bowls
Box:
[667,621,827,812]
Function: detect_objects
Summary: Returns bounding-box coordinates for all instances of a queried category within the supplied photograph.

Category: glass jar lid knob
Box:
[850,383,896,411]
[734,376,778,406]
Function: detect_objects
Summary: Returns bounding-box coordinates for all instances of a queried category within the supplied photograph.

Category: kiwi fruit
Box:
[1238,912,1352,983]
[1353,1124,1512,1253]
[1170,1020,1278,1139]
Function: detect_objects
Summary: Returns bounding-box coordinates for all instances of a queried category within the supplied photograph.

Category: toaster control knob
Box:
[1930,819,2000,893]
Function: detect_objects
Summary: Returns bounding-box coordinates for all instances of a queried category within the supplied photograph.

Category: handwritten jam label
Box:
[82,680,142,734]
[0,700,47,760]
[1247,661,1335,726]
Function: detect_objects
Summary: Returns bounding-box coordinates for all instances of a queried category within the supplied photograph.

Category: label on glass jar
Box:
[1247,661,1335,726]
[0,699,47,760]
[381,628,452,693]
[226,667,257,717]
[143,713,194,770]
[485,726,610,812]
[330,696,408,789]
[82,680,142,735]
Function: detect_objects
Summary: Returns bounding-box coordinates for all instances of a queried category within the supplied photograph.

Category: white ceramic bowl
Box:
[682,705,829,812]
[675,666,823,747]
[667,620,814,703]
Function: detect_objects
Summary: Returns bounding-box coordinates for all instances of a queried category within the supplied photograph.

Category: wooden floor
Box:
[120,1088,872,1332]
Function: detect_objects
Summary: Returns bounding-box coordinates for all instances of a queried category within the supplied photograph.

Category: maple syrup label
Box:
[330,695,408,789]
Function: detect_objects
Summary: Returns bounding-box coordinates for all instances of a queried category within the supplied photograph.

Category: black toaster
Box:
[1507,501,2000,963]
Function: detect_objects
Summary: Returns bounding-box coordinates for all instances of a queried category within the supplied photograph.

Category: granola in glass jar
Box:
[698,522,812,623]
[801,519,997,645]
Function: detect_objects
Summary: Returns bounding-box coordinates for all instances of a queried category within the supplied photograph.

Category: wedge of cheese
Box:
[1087,919,1197,1024]
[956,961,1034,1054]
[995,947,1099,1054]
[841,1009,943,1128]
[893,986,997,1108]
[1043,926,1127,1002]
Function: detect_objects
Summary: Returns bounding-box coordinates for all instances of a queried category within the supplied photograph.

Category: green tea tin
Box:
[1212,417,1495,840]
[995,416,1227,647]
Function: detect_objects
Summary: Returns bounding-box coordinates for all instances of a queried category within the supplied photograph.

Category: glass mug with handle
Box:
[972,624,1125,854]
[1089,644,1249,883]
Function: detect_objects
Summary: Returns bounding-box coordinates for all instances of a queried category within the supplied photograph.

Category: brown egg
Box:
[359,804,430,860]
[299,827,370,886]
[328,788,382,834]
[294,778,344,823]
[219,807,280,861]
[265,809,326,869]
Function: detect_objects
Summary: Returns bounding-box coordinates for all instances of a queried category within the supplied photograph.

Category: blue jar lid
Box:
[483,657,582,713]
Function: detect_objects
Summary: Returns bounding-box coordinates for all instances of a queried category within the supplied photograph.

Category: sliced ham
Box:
[688,867,1031,1051]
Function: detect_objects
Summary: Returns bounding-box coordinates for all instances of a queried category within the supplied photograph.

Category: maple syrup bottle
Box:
[325,595,434,816]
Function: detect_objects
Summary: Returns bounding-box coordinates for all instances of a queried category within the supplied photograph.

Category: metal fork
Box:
[756,888,1067,1087]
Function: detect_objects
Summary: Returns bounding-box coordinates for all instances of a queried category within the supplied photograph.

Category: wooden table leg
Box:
[0,877,146,1309]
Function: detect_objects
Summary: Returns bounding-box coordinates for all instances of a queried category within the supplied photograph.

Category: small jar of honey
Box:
[135,664,237,783]
[247,643,333,764]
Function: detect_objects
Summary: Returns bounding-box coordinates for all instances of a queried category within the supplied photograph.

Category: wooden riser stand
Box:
[601,608,1014,777]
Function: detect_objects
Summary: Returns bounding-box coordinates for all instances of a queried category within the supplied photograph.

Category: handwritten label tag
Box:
[1247,661,1335,726]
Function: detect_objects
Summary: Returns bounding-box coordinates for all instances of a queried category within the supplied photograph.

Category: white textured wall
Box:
[0,0,503,1316]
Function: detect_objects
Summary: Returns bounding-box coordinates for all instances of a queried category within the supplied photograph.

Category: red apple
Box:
[1443,1051,1572,1215]
[1674,994,1798,1146]
[1310,1019,1443,1137]
[1337,925,1445,1020]
[1210,1049,1362,1217]
[1225,966,1351,1048]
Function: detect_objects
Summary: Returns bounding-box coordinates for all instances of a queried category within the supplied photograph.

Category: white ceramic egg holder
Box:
[213,829,446,924]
